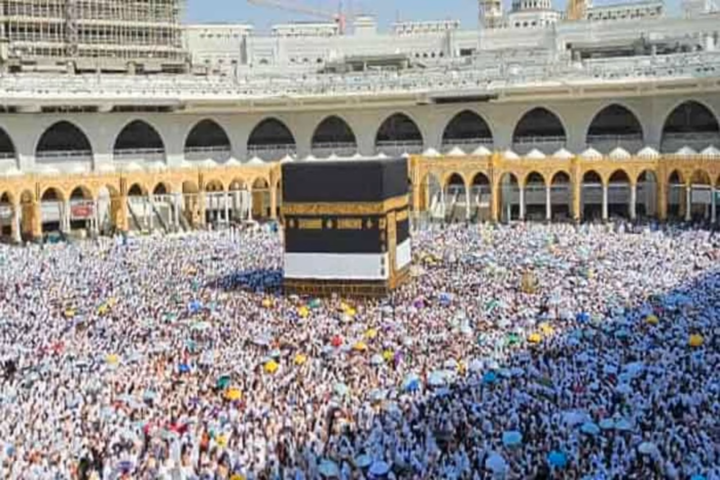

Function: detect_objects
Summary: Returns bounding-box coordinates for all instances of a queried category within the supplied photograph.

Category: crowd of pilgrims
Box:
[1,222,719,480]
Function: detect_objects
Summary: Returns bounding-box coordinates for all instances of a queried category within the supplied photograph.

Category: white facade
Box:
[183,11,720,75]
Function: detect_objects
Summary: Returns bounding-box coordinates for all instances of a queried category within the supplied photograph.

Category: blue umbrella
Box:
[402,374,420,392]
[502,430,522,447]
[188,300,203,313]
[599,418,614,430]
[178,363,191,374]
[581,422,600,436]
[355,455,372,468]
[576,312,590,324]
[439,293,452,306]
[547,451,567,468]
[690,475,706,480]
[483,371,498,384]
[369,460,391,477]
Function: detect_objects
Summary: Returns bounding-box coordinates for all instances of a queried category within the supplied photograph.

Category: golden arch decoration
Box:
[442,172,468,188]
[152,181,174,195]
[69,185,94,200]
[40,186,66,201]
[550,170,571,184]
[523,171,547,188]
[127,183,148,196]
[607,169,632,185]
[204,179,226,192]
[690,169,712,185]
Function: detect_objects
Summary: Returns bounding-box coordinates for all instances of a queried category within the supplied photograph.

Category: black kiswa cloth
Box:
[282,158,408,203]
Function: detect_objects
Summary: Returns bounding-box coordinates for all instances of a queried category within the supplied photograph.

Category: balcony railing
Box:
[512,137,567,155]
[375,140,423,156]
[184,146,232,162]
[0,152,16,160]
[35,150,93,163]
[113,148,166,163]
[311,142,358,158]
[247,144,296,161]
[441,138,494,152]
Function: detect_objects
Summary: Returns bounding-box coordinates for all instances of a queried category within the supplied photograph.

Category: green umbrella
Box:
[216,374,231,389]
[505,333,520,346]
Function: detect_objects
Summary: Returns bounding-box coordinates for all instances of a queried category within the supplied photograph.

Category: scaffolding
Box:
[0,0,188,73]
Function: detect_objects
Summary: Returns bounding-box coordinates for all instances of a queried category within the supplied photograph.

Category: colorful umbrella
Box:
[689,334,704,347]
[264,360,279,374]
[294,353,308,365]
[547,451,567,468]
[224,388,242,401]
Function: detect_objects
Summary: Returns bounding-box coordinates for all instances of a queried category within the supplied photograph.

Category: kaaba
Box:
[281,158,411,297]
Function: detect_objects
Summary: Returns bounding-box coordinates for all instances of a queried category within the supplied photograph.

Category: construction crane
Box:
[566,0,589,20]
[247,0,350,34]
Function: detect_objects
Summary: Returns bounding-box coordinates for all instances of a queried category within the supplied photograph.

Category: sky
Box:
[185,0,681,31]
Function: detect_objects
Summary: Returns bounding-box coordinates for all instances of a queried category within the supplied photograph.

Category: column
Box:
[247,190,253,221]
[224,192,231,224]
[572,180,581,222]
[685,185,692,222]
[270,187,277,220]
[464,185,470,221]
[629,183,637,221]
[545,185,552,221]
[602,184,608,221]
[198,191,207,227]
[490,183,499,223]
[146,195,153,231]
[11,207,21,243]
[711,186,717,224]
[657,179,668,222]
[63,199,71,232]
[518,185,525,221]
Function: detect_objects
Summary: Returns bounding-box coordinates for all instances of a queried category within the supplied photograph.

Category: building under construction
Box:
[0,0,187,73]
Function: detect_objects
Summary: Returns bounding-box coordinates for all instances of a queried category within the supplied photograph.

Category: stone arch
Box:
[688,169,713,222]
[442,173,468,222]
[523,171,547,187]
[205,179,225,192]
[441,110,493,150]
[113,120,166,159]
[39,187,65,233]
[0,191,14,238]
[419,172,442,217]
[311,116,357,155]
[636,170,658,219]
[523,171,547,220]
[127,183,148,196]
[152,182,173,195]
[512,107,566,154]
[666,169,685,219]
[586,104,644,153]
[247,118,296,159]
[470,172,492,222]
[581,170,603,221]
[36,121,93,161]
[375,112,424,154]
[498,172,520,222]
[661,100,720,153]
[185,119,231,160]
[607,169,631,219]
[251,177,271,219]
[69,185,93,199]
[550,171,571,220]
[0,126,17,160]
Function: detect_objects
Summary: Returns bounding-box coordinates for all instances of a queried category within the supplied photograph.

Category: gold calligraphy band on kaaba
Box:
[281,195,409,216]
